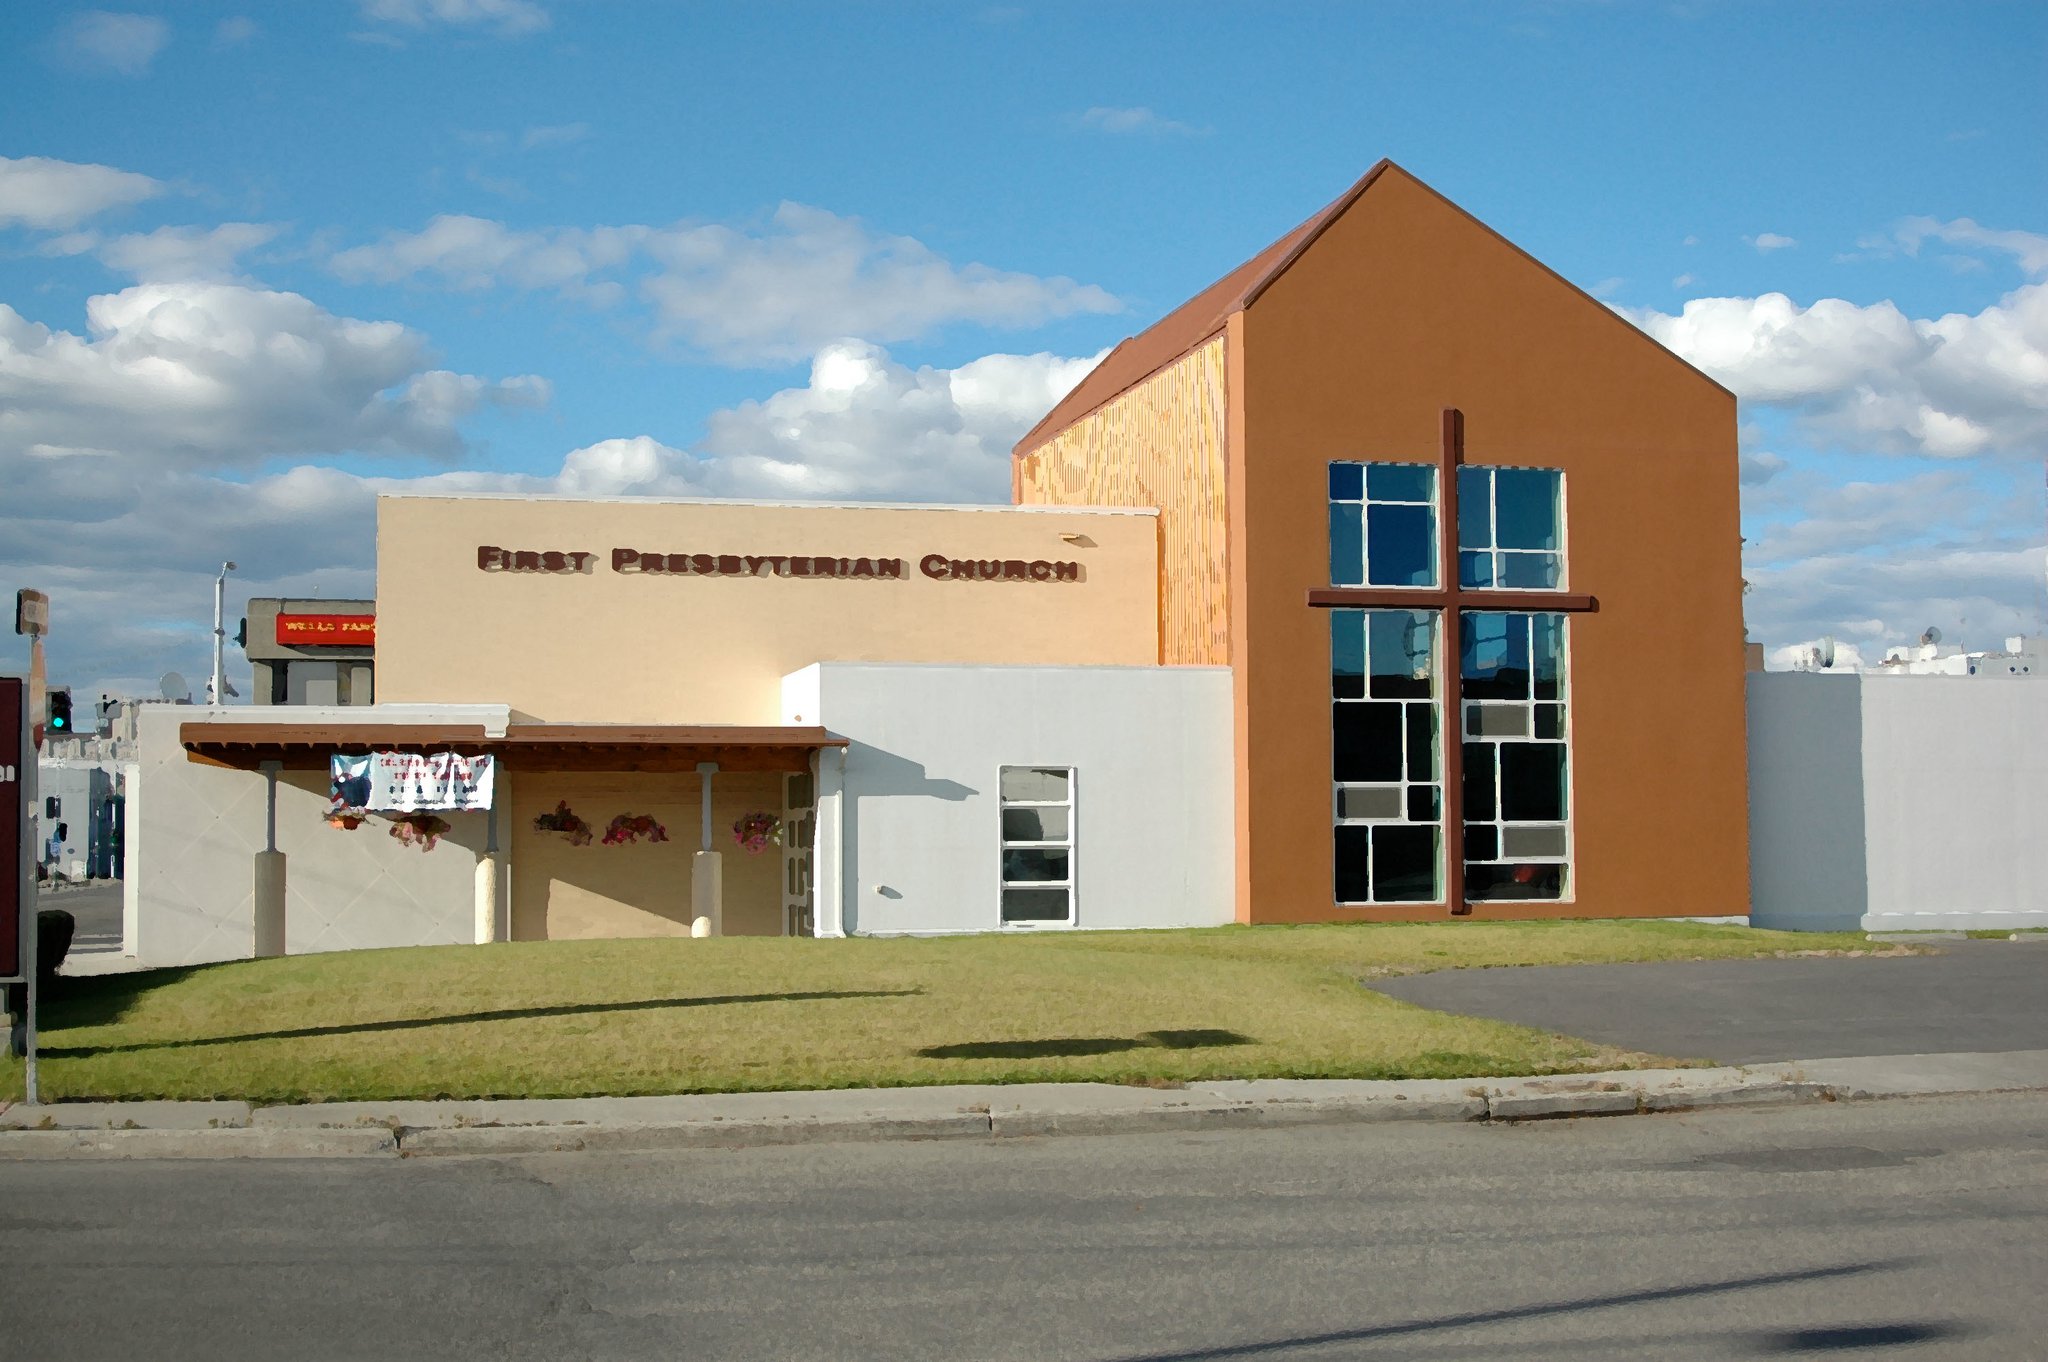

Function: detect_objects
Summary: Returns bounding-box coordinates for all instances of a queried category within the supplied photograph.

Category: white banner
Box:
[331,752,495,812]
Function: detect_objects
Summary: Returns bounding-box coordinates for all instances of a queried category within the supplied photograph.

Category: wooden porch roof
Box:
[180,721,846,773]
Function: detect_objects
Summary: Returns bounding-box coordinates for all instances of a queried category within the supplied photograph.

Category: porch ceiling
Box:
[180,721,845,773]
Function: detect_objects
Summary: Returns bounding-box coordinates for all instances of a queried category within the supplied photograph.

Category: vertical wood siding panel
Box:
[1014,336,1230,665]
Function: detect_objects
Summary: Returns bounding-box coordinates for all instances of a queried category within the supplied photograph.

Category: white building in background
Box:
[1780,632,2043,679]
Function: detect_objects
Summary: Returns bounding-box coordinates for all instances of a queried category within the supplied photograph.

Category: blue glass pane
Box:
[1367,462,1433,503]
[1365,503,1435,586]
[1499,552,1560,589]
[1328,462,1364,502]
[1329,503,1363,585]
[1459,550,1493,588]
[1461,611,1530,699]
[1532,613,1566,700]
[1331,611,1365,699]
[1457,467,1492,549]
[1368,609,1434,698]
[1494,469,1561,551]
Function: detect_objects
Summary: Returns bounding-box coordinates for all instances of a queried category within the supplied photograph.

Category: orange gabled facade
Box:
[1015,161,1749,925]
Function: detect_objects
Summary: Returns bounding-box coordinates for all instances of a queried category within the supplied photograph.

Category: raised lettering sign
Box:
[475,546,1083,583]
[276,614,378,645]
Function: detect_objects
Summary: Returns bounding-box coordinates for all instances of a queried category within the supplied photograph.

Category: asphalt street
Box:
[34,879,122,954]
[1371,940,2048,1064]
[2,1094,2045,1360]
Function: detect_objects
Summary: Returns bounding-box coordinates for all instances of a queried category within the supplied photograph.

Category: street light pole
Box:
[210,561,237,706]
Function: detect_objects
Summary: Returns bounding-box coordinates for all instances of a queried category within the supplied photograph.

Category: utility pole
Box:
[210,561,237,706]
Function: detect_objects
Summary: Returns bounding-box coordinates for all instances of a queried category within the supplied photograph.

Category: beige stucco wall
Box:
[376,496,1160,723]
[509,769,786,940]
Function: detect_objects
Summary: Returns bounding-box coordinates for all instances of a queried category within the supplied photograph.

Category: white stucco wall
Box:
[130,705,510,965]
[1749,673,2048,932]
[786,663,1235,936]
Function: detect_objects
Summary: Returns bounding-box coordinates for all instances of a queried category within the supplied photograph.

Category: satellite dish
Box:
[1921,626,1942,646]
[159,671,190,702]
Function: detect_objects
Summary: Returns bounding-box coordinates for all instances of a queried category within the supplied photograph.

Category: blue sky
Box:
[2,0,2044,695]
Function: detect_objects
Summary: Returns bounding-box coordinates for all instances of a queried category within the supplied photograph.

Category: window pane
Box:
[1534,703,1564,739]
[1466,862,1565,901]
[1003,848,1070,883]
[1502,824,1568,859]
[1338,786,1403,821]
[1466,703,1529,738]
[1000,768,1069,802]
[1461,612,1531,700]
[1334,702,1403,782]
[1365,503,1435,587]
[1493,469,1561,551]
[1465,823,1499,861]
[1463,742,1497,820]
[1329,502,1364,586]
[1368,462,1433,503]
[1499,552,1560,589]
[1335,825,1372,903]
[1368,610,1434,698]
[1532,614,1566,701]
[1328,462,1364,501]
[1406,784,1440,823]
[1458,550,1494,588]
[1372,826,1438,902]
[1002,888,1071,923]
[1404,702,1436,781]
[1332,611,1366,699]
[1499,743,1566,822]
[1457,467,1492,549]
[1003,807,1069,842]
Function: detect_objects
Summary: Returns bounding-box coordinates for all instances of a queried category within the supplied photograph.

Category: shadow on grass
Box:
[43,989,924,1058]
[918,1028,1253,1060]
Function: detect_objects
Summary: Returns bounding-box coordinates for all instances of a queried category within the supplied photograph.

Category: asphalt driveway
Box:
[1370,940,2048,1065]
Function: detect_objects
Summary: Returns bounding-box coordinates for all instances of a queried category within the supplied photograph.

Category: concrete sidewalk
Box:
[5,1048,2046,1160]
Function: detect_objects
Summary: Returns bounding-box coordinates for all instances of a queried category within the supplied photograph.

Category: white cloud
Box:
[1628,280,2048,458]
[83,222,282,281]
[360,0,550,37]
[0,154,163,230]
[1747,232,1797,252]
[327,204,1122,364]
[51,11,170,74]
[521,122,590,151]
[1671,272,1696,289]
[0,283,548,470]
[1893,217,2048,278]
[1738,451,1787,485]
[214,16,258,46]
[1077,106,1199,136]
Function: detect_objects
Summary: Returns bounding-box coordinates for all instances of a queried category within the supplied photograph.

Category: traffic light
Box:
[46,687,73,734]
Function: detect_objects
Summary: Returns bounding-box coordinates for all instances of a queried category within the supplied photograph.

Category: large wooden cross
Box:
[1306,409,1598,914]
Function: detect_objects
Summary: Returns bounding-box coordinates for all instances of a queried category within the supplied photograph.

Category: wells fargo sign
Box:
[276,614,377,645]
[475,545,1081,583]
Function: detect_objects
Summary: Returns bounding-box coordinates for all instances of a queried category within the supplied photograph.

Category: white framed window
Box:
[1331,609,1442,904]
[999,766,1074,927]
[1460,611,1572,902]
[1329,461,1438,588]
[1457,467,1566,589]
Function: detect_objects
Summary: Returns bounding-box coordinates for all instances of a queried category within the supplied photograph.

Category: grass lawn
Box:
[4,920,1885,1105]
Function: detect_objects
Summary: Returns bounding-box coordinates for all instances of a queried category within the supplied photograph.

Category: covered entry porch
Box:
[178,718,843,950]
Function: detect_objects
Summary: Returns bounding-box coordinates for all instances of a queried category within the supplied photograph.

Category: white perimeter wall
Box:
[787,663,1235,936]
[130,705,504,965]
[1749,673,2048,932]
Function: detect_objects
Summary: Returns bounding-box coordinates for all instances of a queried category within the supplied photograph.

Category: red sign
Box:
[276,614,376,646]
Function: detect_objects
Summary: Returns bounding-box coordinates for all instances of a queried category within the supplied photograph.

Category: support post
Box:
[474,800,499,945]
[692,761,721,937]
[252,759,286,956]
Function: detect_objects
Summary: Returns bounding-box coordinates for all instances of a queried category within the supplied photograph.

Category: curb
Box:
[3,1056,2041,1161]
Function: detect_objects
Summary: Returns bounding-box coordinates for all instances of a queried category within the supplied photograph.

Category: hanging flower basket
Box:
[732,811,781,855]
[533,801,594,846]
[602,813,669,846]
[389,812,451,852]
[326,809,366,832]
